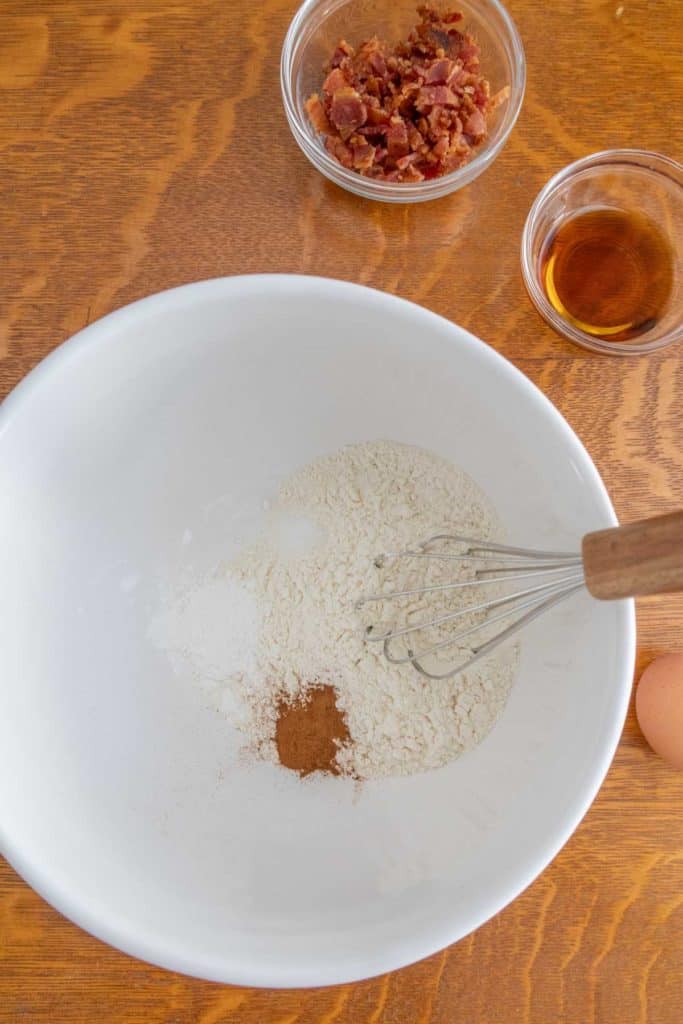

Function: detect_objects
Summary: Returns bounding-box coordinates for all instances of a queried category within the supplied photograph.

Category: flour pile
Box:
[152,441,518,778]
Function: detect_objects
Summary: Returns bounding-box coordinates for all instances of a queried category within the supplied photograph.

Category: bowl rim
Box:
[280,0,527,203]
[0,275,636,987]
[520,148,683,355]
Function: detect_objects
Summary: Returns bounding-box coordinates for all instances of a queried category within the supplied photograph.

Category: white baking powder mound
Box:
[150,440,518,778]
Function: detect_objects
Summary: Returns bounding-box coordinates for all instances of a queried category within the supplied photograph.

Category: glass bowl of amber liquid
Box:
[521,150,683,354]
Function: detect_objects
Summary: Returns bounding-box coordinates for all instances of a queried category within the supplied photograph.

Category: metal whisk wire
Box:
[358,533,587,681]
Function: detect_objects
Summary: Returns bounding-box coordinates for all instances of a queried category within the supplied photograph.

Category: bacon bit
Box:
[490,84,511,109]
[329,87,368,139]
[305,7,504,183]
[323,67,349,94]
[464,108,486,138]
[425,58,455,84]
[407,121,424,150]
[459,41,480,64]
[352,141,376,170]
[368,50,387,77]
[427,104,447,134]
[366,104,391,126]
[402,163,425,182]
[325,135,354,168]
[397,82,421,116]
[396,152,420,170]
[473,82,490,107]
[415,84,460,111]
[386,120,410,157]
[330,39,354,68]
[304,93,331,133]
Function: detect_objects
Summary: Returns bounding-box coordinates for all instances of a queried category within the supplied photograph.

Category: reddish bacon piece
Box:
[329,87,368,139]
[464,108,486,138]
[323,67,348,94]
[415,85,460,111]
[425,59,456,84]
[325,135,353,168]
[386,120,410,158]
[351,142,376,171]
[305,93,331,134]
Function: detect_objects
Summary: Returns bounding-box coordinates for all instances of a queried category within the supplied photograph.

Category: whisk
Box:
[359,510,683,680]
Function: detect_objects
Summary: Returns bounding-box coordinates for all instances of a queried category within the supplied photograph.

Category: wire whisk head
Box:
[357,533,585,680]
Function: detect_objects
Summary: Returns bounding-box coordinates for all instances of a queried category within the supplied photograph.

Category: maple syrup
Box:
[540,207,674,342]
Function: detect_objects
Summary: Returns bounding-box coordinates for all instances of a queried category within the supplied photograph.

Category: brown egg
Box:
[635,653,683,770]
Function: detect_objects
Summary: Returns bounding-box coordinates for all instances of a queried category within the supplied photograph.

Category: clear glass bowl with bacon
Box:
[281,0,525,203]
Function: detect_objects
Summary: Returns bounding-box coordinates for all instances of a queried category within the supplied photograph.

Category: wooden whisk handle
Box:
[582,509,683,600]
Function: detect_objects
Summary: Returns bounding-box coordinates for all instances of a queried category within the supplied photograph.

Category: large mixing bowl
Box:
[0,276,634,986]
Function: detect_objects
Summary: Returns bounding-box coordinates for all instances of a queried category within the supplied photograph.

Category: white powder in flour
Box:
[151,440,518,778]
[150,576,259,683]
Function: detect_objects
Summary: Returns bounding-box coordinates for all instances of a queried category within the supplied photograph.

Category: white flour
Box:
[151,440,518,778]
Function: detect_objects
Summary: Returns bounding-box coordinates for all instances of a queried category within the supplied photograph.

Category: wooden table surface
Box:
[1,1,682,1021]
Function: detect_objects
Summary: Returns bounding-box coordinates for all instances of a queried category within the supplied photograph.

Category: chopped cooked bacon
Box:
[329,87,368,139]
[425,58,455,84]
[351,141,376,170]
[432,134,450,159]
[427,105,443,134]
[464,108,486,138]
[386,120,410,157]
[325,135,354,168]
[459,42,480,64]
[396,152,420,170]
[440,9,464,23]
[406,121,424,150]
[368,50,387,77]
[330,39,354,68]
[491,84,511,108]
[323,68,347,95]
[366,104,391,126]
[401,163,425,182]
[305,7,505,183]
[304,93,331,134]
[415,84,460,111]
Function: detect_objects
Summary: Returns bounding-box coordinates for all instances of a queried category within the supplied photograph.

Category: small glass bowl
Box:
[521,150,683,355]
[281,0,525,203]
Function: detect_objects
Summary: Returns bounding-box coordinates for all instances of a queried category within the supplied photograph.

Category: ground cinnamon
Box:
[275,684,350,776]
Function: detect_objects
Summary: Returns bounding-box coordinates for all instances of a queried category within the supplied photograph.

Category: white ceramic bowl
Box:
[0,276,634,987]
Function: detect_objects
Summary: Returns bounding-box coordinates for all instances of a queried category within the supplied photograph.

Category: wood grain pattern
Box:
[583,510,683,599]
[1,1,682,1021]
